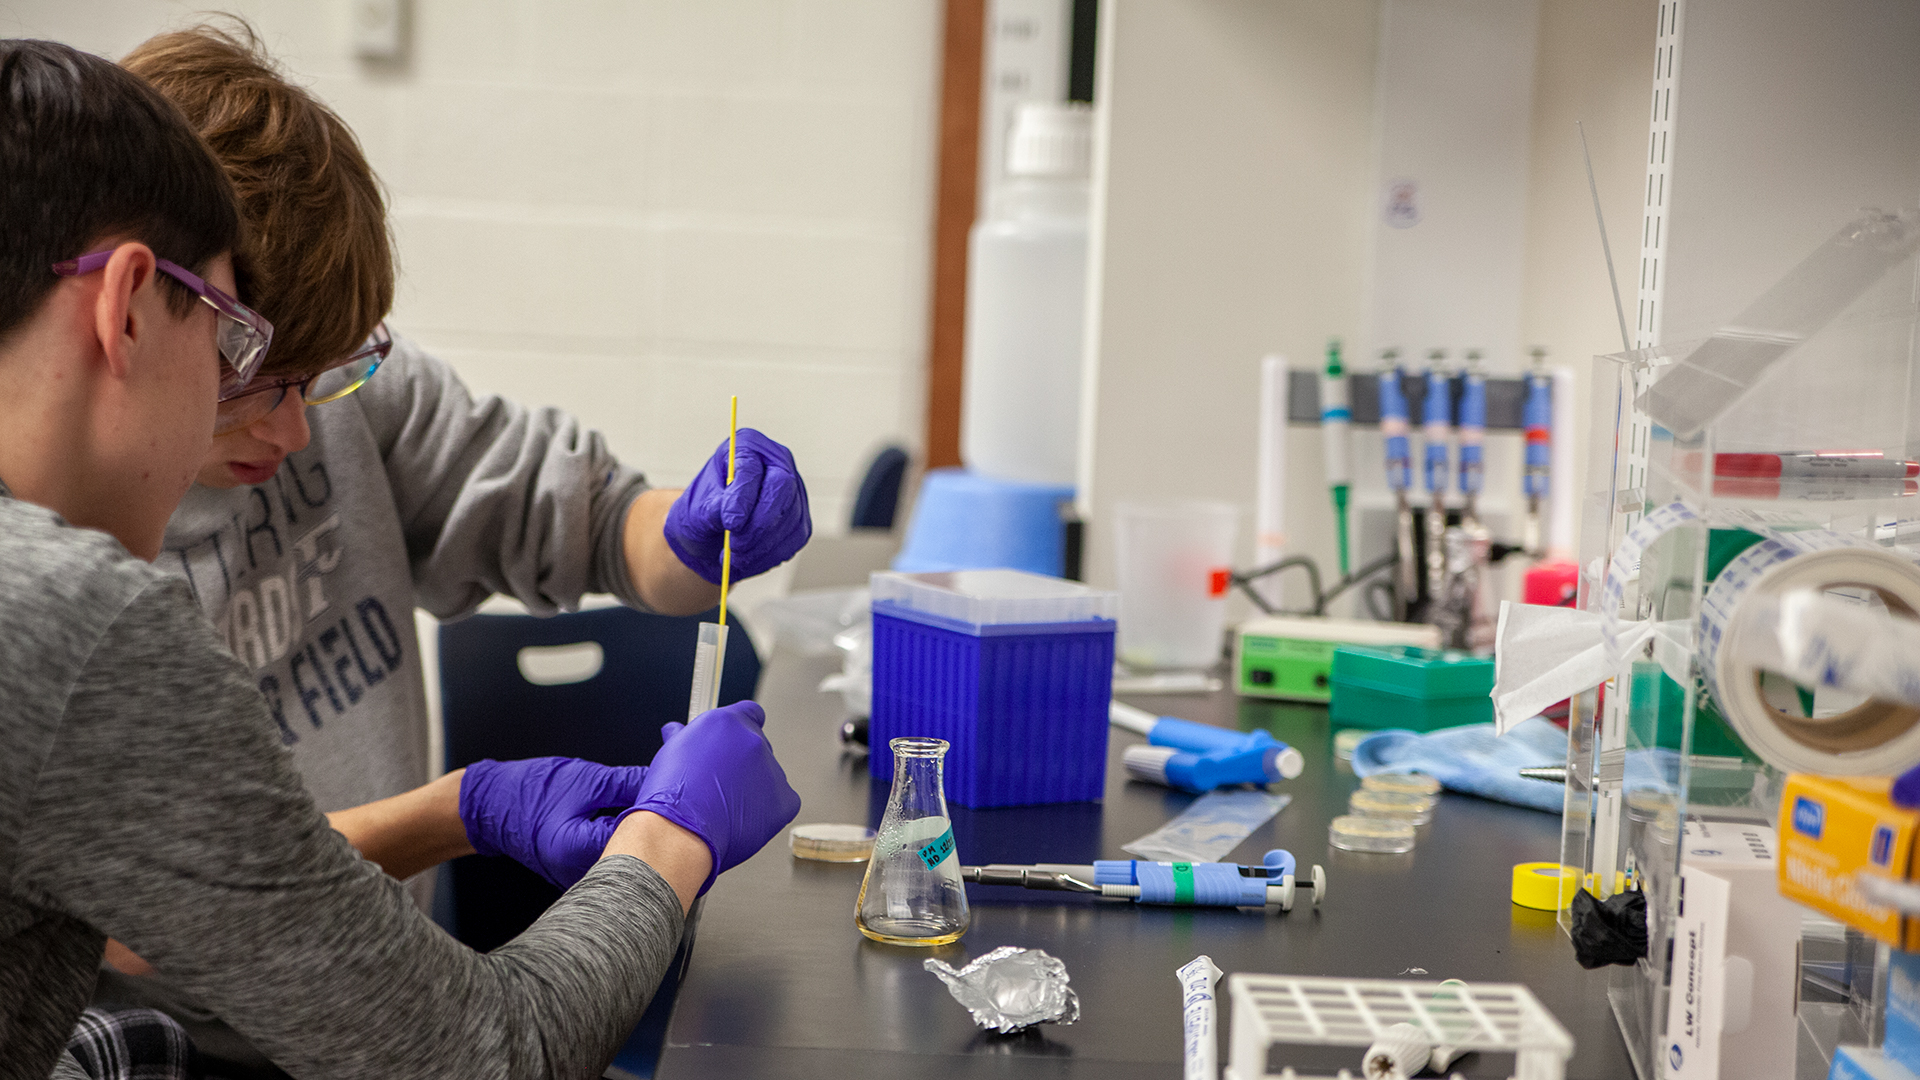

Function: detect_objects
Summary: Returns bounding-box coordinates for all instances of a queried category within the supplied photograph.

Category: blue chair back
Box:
[437,604,760,951]
[850,444,909,529]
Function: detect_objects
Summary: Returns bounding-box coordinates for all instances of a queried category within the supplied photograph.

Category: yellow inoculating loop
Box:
[718,395,737,627]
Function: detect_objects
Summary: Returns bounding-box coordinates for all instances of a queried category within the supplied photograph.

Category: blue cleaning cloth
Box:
[1350,718,1571,813]
[1351,719,1682,814]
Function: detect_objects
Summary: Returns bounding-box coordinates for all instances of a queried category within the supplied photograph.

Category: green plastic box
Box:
[1328,644,1495,732]
[1234,616,1440,703]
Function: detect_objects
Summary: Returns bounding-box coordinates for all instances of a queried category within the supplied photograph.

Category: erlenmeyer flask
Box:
[856,737,970,945]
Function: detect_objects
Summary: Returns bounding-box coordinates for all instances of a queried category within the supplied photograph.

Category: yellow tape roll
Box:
[1511,862,1578,911]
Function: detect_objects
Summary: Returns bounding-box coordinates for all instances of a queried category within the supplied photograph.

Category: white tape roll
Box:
[1599,501,1920,776]
[1703,538,1920,774]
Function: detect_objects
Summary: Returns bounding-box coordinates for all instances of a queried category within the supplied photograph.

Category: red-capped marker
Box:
[1713,452,1920,480]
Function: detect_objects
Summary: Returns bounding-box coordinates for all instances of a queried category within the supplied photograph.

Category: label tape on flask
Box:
[1600,501,1920,775]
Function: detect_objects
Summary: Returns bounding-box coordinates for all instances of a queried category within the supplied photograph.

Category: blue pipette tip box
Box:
[869,569,1117,808]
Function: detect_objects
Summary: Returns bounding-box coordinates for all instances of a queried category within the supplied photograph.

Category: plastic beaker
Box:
[856,737,970,945]
[1114,501,1239,670]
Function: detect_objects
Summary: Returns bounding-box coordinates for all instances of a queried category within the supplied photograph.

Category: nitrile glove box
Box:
[869,569,1116,807]
[1328,644,1494,732]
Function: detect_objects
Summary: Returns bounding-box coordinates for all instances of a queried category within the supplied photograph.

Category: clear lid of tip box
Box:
[871,569,1118,629]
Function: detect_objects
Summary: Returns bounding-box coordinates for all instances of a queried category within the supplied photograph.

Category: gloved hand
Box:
[663,428,812,585]
[459,757,650,890]
[627,700,801,895]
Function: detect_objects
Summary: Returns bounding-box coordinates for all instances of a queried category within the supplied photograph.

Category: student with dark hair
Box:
[0,39,800,1080]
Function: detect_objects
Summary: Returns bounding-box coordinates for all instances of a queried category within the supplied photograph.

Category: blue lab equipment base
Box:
[869,602,1113,808]
[892,467,1073,576]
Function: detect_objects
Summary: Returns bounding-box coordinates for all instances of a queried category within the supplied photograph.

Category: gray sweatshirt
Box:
[157,333,654,816]
[0,485,684,1080]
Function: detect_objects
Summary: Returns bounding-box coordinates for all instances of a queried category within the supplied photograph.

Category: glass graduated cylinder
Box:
[686,621,727,721]
[856,737,970,946]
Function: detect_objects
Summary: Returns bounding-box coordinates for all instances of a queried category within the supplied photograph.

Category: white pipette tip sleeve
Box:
[1178,955,1224,1080]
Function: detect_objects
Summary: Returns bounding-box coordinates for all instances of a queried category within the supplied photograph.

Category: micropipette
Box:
[961,850,1326,911]
[687,396,738,720]
[1377,350,1416,617]
[1457,350,1486,525]
[1421,350,1451,606]
[1110,701,1304,793]
[1522,348,1552,554]
[1319,339,1352,578]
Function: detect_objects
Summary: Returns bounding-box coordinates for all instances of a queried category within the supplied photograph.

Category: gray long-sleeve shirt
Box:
[0,486,683,1080]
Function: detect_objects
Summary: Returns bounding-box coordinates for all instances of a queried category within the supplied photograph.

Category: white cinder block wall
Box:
[1,0,943,530]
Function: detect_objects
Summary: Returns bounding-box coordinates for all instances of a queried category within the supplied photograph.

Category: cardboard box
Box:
[1663,822,1799,1080]
[1831,1045,1920,1080]
[1777,774,1920,947]
[1886,950,1920,1077]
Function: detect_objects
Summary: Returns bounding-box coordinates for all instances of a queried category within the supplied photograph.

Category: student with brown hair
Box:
[0,36,800,1080]
[120,23,812,857]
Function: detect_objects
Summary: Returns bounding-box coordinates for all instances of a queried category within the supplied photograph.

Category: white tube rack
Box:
[1223,974,1574,1080]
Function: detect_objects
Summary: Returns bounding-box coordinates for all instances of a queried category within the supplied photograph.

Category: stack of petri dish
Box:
[1329,771,1438,853]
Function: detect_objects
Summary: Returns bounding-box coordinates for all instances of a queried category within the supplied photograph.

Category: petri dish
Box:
[1348,788,1434,825]
[790,823,876,863]
[1329,814,1415,854]
[1333,729,1370,761]
[1361,772,1441,797]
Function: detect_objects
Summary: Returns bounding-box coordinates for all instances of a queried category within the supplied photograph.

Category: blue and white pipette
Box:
[962,850,1327,911]
[1457,350,1487,524]
[1379,349,1411,494]
[1110,701,1304,793]
[1374,353,1420,618]
[1319,339,1352,577]
[1376,350,1417,617]
[1421,350,1452,604]
[1523,347,1552,553]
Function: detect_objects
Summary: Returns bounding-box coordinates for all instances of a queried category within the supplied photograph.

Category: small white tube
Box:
[1361,1022,1432,1080]
[687,622,729,721]
[1178,955,1224,1080]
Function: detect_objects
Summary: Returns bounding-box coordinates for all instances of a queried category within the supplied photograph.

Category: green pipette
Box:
[1319,339,1352,577]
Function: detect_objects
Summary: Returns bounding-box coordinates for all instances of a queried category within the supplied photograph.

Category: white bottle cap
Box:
[1006,102,1093,179]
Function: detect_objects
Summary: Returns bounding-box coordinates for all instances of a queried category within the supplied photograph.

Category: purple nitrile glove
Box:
[663,428,812,585]
[627,700,801,895]
[459,757,650,890]
[1896,762,1920,809]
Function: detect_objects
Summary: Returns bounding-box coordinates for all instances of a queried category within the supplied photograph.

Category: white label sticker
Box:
[1664,867,1731,1080]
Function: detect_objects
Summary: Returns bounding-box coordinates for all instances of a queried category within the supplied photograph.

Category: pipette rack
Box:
[1222,974,1574,1080]
[1287,370,1531,430]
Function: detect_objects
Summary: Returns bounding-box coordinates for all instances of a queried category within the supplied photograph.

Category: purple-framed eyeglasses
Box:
[213,322,392,436]
[53,249,273,400]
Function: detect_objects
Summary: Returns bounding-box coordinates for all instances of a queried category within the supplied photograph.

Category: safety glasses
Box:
[212,323,392,436]
[53,249,273,400]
